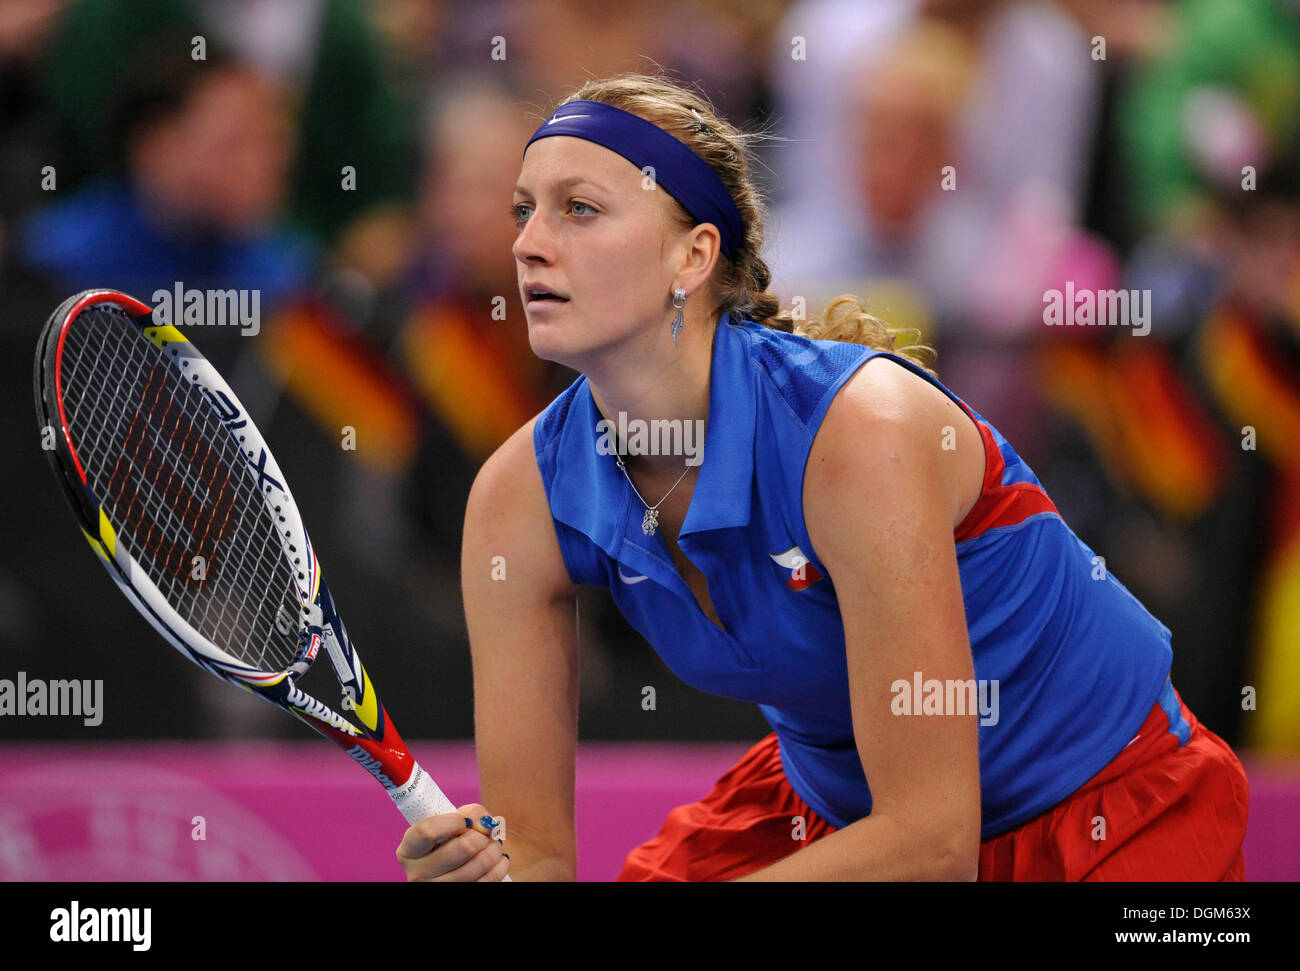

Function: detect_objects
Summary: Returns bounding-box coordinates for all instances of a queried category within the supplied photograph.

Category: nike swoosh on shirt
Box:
[618,567,649,584]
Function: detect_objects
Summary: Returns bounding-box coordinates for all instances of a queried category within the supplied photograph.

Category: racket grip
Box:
[393,760,514,882]
[392,761,457,822]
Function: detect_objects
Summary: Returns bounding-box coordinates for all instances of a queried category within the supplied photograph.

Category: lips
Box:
[523,282,569,305]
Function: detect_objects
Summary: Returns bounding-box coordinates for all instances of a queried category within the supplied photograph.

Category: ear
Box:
[675,221,722,296]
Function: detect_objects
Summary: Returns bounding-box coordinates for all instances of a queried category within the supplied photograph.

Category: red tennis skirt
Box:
[616,681,1250,881]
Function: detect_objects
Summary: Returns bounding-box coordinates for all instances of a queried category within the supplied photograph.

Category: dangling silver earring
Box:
[670,287,687,346]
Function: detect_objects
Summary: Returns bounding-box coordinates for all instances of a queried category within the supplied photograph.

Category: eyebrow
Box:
[513,175,609,196]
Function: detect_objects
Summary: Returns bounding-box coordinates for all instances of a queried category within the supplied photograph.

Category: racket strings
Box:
[68,315,296,670]
[112,365,209,576]
[59,307,301,672]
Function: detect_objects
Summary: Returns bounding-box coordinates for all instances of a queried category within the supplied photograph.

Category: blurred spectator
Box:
[762,0,1106,456]
[1059,0,1177,253]
[1022,0,1300,748]
[1115,0,1300,238]
[841,19,981,328]
[37,0,416,255]
[259,79,570,562]
[765,0,1100,325]
[369,0,448,85]
[401,81,565,464]
[434,0,776,127]
[0,0,65,236]
[17,48,313,312]
[1200,171,1300,751]
[1032,158,1300,748]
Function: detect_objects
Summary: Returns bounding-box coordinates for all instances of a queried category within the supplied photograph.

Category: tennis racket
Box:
[33,288,471,837]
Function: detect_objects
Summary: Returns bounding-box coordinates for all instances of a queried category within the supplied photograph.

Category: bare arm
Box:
[737,358,984,881]
[396,418,581,881]
[461,419,582,881]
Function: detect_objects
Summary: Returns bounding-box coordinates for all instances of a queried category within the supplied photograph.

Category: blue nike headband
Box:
[524,100,744,261]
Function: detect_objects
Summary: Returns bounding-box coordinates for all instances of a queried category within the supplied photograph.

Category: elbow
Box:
[934,818,981,882]
[943,848,980,883]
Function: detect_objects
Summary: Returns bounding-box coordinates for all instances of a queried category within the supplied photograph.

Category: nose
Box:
[512,206,554,267]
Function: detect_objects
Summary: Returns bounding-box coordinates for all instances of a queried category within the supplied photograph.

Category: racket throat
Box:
[321,624,358,691]
[286,603,327,679]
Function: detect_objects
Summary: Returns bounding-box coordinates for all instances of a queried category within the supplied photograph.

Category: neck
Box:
[586,308,715,477]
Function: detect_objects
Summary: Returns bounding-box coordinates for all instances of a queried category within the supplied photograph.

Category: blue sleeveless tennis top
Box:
[533,313,1176,838]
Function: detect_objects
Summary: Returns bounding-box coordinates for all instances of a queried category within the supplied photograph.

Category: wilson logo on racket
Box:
[345,744,397,789]
[284,683,359,735]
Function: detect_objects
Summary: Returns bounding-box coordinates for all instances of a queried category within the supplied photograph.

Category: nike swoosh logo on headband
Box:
[548,114,589,124]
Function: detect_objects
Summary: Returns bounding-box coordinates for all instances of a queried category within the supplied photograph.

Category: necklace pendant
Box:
[641,507,659,536]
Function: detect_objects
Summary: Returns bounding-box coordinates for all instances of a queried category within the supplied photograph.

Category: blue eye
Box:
[511,199,595,229]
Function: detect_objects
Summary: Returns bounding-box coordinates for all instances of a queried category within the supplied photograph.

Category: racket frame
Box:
[35,289,455,824]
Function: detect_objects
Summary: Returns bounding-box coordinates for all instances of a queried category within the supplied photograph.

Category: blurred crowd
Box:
[1,0,1297,751]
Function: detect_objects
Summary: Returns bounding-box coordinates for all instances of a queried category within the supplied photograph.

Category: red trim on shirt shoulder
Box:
[953,401,1059,543]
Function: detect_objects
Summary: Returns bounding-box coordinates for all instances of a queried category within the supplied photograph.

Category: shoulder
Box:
[806,355,986,534]
[468,415,546,521]
[465,414,579,599]
[736,319,875,427]
[831,355,954,429]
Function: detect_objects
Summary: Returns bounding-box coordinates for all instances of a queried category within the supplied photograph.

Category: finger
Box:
[397,812,478,860]
[404,829,492,882]
[430,830,494,878]
[436,836,501,883]
[458,803,501,838]
[476,852,511,882]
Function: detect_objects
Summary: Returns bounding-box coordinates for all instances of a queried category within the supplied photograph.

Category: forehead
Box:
[516,135,641,194]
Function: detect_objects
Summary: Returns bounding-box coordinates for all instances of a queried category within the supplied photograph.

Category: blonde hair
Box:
[549,72,937,377]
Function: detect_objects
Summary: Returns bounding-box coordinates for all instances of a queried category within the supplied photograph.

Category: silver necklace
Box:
[614,453,697,536]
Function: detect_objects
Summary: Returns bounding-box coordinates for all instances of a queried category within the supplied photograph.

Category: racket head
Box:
[35,289,322,683]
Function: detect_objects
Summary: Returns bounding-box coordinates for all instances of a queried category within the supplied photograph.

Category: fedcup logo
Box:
[151,283,261,336]
[595,412,705,466]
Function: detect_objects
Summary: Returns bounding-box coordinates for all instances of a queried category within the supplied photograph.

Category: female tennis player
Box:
[395,73,1250,882]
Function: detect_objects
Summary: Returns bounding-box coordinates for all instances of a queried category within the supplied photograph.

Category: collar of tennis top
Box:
[549,312,758,558]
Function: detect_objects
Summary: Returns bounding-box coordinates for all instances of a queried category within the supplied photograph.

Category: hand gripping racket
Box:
[33,289,472,838]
